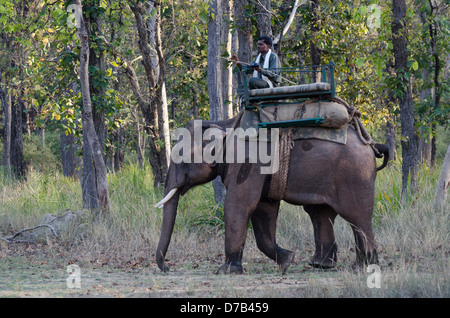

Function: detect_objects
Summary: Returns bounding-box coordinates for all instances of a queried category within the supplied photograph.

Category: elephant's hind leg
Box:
[251,200,295,274]
[304,205,338,269]
[337,205,378,268]
[349,222,378,269]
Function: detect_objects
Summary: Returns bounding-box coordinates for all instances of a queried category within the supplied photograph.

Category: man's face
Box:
[257,40,270,55]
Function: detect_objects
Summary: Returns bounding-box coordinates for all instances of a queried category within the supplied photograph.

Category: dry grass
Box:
[0,162,448,298]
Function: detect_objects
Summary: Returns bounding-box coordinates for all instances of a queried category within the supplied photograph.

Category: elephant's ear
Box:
[204,123,226,132]
[202,123,227,138]
[202,124,227,167]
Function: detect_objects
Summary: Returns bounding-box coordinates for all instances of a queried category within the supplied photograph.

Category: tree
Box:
[208,0,225,122]
[222,0,233,119]
[0,0,448,214]
[310,0,321,82]
[273,0,307,55]
[0,0,31,179]
[434,144,450,208]
[234,0,253,65]
[1,70,11,171]
[75,0,110,213]
[208,0,232,205]
[391,0,418,199]
[128,0,170,187]
[60,129,76,177]
[257,0,272,38]
[80,0,109,209]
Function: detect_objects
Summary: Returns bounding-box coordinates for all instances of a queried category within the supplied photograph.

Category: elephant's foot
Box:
[308,247,337,269]
[351,249,378,271]
[308,256,336,269]
[277,249,295,274]
[216,261,244,275]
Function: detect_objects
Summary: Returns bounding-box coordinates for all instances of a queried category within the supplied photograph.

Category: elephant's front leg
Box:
[216,199,253,274]
[251,200,295,274]
[216,167,265,274]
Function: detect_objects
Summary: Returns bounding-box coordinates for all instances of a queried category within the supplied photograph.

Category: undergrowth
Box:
[0,159,448,297]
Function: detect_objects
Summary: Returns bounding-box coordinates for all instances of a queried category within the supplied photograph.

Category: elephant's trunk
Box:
[156,187,180,272]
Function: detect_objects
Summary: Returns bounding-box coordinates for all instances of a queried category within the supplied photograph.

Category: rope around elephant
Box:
[263,96,381,200]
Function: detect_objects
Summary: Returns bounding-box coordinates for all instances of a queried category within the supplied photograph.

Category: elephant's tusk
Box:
[154,188,178,209]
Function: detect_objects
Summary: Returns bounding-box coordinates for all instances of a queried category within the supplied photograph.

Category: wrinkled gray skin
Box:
[156,117,388,274]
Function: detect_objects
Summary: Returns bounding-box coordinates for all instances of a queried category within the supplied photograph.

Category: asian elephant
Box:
[155,115,389,274]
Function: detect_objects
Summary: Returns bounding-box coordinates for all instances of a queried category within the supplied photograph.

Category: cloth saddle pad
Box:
[238,108,348,145]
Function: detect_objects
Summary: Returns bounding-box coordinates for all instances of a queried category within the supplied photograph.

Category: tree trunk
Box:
[2,13,25,179]
[135,109,145,168]
[208,0,227,205]
[114,126,124,171]
[431,124,437,167]
[434,144,450,209]
[383,61,397,163]
[60,130,76,177]
[385,118,396,162]
[76,0,110,213]
[222,0,233,119]
[234,0,253,65]
[129,0,169,187]
[82,5,108,208]
[310,0,321,82]
[417,129,431,166]
[1,67,10,172]
[273,0,306,56]
[148,0,171,169]
[257,0,272,38]
[427,2,441,168]
[2,91,11,170]
[10,95,25,178]
[391,0,418,199]
[418,67,432,166]
[208,0,224,122]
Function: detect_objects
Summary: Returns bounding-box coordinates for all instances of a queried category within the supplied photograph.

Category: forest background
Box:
[0,0,449,298]
[1,0,449,213]
[0,0,449,211]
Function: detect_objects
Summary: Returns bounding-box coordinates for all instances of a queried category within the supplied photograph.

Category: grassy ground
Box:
[0,161,448,298]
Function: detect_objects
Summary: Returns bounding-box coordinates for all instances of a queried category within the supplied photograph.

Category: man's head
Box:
[257,36,272,55]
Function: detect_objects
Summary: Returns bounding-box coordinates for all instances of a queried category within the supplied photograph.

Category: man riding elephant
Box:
[232,35,282,89]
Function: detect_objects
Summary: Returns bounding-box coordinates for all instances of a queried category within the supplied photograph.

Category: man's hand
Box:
[252,65,262,72]
[231,54,243,70]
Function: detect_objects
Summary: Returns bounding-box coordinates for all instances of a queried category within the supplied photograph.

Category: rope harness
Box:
[268,128,294,200]
[226,97,380,200]
[265,96,380,200]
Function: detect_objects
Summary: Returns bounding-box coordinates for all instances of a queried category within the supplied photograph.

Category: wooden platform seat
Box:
[248,82,332,100]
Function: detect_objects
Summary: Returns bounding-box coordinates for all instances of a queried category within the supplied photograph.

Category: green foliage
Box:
[374,159,445,225]
[0,0,448,187]
[23,133,61,174]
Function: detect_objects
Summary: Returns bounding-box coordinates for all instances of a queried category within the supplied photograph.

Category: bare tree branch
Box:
[0,224,58,243]
[273,0,308,45]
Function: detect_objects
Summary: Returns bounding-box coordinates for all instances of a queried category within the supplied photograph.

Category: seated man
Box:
[232,35,281,89]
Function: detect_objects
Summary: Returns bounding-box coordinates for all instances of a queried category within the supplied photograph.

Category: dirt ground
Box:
[0,242,348,299]
[1,239,447,302]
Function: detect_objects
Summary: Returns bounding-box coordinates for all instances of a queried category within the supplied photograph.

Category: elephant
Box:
[154,114,389,274]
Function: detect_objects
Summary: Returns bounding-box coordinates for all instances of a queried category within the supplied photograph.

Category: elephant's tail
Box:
[374,143,390,171]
